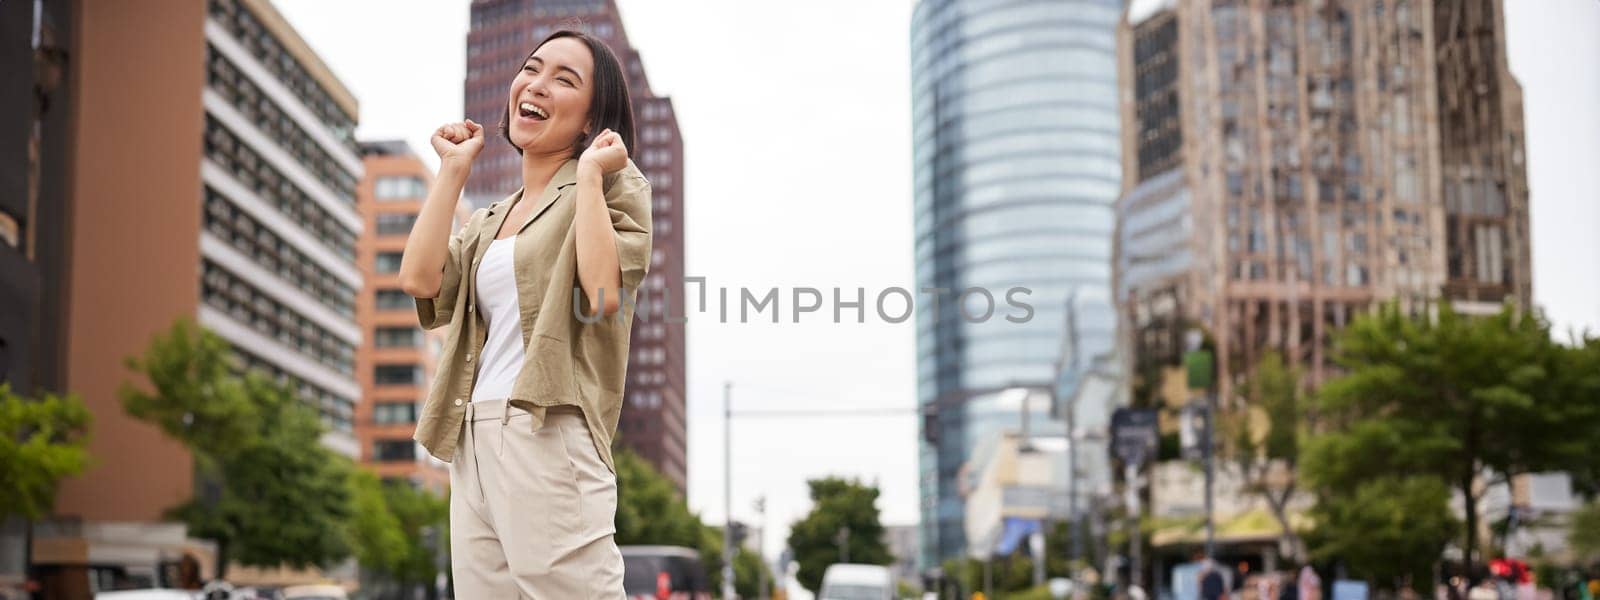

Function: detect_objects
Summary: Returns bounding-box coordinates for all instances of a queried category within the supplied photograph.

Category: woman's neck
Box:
[519,149,569,198]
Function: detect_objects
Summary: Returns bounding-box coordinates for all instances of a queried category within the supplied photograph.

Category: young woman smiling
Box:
[398,29,652,598]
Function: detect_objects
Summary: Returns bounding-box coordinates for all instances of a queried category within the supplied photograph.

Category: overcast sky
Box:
[274,0,1600,564]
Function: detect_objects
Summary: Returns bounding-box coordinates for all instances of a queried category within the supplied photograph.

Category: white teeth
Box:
[519,102,547,119]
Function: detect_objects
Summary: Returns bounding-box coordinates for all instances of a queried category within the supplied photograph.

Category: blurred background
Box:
[1,0,1598,599]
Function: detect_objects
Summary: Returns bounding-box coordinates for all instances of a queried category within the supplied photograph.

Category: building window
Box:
[374,364,422,386]
[202,120,358,259]
[375,289,413,310]
[375,289,414,310]
[205,45,359,199]
[377,213,417,235]
[207,0,357,151]
[374,326,421,348]
[375,251,403,273]
[375,176,427,200]
[374,402,418,425]
[203,188,357,316]
[372,439,416,462]
[200,260,356,375]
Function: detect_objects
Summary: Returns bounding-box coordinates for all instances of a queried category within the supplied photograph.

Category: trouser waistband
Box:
[464,399,581,422]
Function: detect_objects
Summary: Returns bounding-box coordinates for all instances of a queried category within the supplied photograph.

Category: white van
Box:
[817,563,895,600]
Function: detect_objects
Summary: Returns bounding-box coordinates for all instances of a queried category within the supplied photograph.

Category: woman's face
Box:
[506,37,595,155]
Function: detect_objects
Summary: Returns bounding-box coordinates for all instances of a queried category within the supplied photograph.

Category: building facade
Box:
[1114,0,1532,405]
[911,0,1126,565]
[465,0,689,493]
[15,0,364,588]
[355,140,454,494]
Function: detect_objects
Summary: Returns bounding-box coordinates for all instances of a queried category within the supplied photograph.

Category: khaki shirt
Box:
[411,157,652,474]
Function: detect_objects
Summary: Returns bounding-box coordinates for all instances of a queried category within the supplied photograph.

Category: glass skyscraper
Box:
[911,0,1124,566]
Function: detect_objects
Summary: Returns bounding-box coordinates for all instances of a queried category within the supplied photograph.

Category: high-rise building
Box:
[1114,0,1531,403]
[355,140,455,494]
[464,0,688,493]
[911,0,1126,565]
[13,0,364,587]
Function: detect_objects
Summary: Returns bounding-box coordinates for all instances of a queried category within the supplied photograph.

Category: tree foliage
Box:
[1302,476,1457,592]
[347,470,406,582]
[787,477,893,592]
[121,319,261,462]
[1302,303,1600,570]
[614,447,769,596]
[123,319,354,572]
[1225,350,1306,559]
[381,480,449,589]
[0,383,92,520]
[1570,500,1600,562]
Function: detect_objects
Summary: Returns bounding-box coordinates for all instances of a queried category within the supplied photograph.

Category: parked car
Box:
[818,563,895,600]
[281,584,347,600]
[620,545,711,600]
[95,591,200,600]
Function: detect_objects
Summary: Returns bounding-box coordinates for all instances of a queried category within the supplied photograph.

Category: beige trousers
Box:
[449,401,624,599]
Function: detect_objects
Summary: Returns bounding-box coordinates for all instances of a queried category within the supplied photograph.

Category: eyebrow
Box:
[528,56,585,85]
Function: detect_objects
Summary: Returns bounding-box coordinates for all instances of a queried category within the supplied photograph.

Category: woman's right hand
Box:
[431,119,484,167]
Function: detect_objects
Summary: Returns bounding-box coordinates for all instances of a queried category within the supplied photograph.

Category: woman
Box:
[398,29,652,598]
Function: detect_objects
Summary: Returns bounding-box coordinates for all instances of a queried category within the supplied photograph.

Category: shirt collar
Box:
[487,158,581,216]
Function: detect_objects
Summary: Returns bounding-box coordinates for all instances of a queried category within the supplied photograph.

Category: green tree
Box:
[1303,303,1600,567]
[347,470,406,584]
[615,447,705,548]
[350,475,448,598]
[0,383,92,520]
[786,477,893,592]
[1302,476,1457,592]
[120,319,261,461]
[613,447,769,596]
[123,319,355,574]
[1224,351,1306,560]
[381,480,449,595]
[1569,499,1600,562]
[732,546,774,599]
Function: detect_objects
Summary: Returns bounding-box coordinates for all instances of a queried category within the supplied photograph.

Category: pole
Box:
[724,382,736,600]
[984,556,993,600]
[1203,390,1216,560]
[1127,462,1142,593]
[756,496,769,600]
[1068,407,1082,563]
[1032,530,1046,587]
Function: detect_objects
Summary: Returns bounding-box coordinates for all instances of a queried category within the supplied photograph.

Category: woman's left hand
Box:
[578,128,629,176]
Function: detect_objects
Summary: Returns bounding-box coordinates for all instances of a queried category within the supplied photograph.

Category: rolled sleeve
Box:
[414,223,468,330]
[606,172,653,292]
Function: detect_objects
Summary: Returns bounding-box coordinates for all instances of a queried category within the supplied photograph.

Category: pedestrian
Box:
[1298,565,1322,600]
[1258,571,1277,600]
[399,28,653,599]
[1202,560,1228,600]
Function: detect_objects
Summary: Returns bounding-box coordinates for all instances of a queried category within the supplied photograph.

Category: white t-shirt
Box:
[469,236,527,403]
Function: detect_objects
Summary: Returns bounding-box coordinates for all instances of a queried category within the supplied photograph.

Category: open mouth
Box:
[517,102,549,121]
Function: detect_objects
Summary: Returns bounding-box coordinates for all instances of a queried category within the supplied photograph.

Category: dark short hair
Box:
[499,29,636,159]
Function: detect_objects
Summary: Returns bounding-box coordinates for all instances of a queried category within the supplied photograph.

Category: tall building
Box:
[14,0,364,588]
[464,0,688,493]
[1114,0,1532,404]
[911,0,1126,565]
[355,140,453,494]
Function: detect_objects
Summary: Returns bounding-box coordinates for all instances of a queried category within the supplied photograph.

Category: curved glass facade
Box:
[911,0,1123,565]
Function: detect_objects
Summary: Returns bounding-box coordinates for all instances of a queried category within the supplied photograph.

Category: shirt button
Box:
[468,305,474,313]
[465,354,473,363]
[453,398,464,407]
